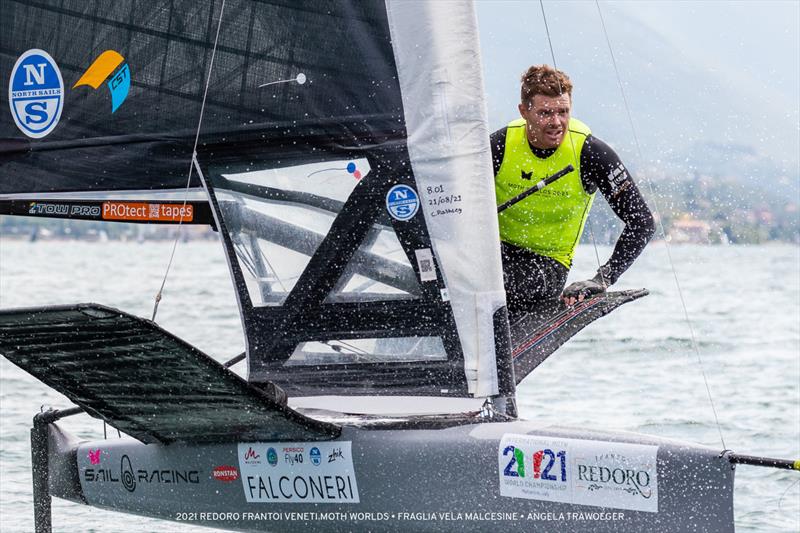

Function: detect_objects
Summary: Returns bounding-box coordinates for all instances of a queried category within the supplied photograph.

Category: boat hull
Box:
[46,420,735,532]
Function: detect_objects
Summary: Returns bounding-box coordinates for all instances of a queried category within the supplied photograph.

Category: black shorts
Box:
[501,242,568,314]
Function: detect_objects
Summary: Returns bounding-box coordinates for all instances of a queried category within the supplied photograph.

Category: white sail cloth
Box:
[385,0,507,397]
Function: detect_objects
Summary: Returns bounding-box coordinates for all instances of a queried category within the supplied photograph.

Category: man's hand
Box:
[561,270,610,306]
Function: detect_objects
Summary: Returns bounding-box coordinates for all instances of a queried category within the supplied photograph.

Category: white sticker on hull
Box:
[498,434,658,513]
[238,442,359,503]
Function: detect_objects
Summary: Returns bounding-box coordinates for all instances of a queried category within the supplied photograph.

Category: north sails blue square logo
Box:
[8,49,64,138]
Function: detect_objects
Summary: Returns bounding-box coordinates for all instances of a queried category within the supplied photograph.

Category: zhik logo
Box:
[73,50,131,113]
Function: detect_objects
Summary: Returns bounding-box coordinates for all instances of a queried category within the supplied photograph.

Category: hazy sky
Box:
[615,1,798,113]
[475,1,800,173]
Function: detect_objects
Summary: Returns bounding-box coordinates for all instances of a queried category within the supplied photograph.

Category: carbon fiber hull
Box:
[44,419,735,532]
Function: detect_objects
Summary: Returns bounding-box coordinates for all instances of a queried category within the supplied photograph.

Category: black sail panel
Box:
[0,1,512,401]
[190,1,470,396]
[0,1,405,191]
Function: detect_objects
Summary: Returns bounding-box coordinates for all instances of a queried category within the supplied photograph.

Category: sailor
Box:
[492,65,654,313]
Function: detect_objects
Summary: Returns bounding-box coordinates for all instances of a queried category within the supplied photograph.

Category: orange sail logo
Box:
[73,50,130,113]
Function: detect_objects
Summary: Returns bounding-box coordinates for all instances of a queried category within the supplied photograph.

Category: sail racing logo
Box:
[83,454,200,493]
[386,184,419,221]
[73,50,131,113]
[121,455,136,492]
[8,49,64,138]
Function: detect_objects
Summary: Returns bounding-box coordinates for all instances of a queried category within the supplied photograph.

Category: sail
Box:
[1,1,510,400]
[0,1,215,222]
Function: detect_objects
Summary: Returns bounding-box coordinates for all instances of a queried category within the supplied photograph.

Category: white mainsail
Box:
[386,0,507,396]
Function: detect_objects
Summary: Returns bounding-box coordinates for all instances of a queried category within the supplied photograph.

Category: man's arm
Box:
[490,127,508,176]
[580,135,655,285]
[563,136,654,304]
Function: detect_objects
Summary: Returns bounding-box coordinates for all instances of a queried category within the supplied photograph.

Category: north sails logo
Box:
[8,49,64,138]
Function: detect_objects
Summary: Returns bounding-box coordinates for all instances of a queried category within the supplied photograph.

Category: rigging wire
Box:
[778,479,800,511]
[594,0,726,449]
[151,0,227,322]
[538,0,606,281]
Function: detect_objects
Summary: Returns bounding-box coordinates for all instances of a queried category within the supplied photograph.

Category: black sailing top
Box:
[491,127,655,285]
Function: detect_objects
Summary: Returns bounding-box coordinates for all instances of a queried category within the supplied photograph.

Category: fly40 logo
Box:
[502,445,567,482]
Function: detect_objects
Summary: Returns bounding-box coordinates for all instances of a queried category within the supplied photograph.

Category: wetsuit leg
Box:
[501,242,568,314]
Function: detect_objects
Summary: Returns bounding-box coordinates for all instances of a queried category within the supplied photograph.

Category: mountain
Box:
[476,1,800,198]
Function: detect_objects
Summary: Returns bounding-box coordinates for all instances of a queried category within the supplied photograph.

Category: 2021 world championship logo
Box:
[9,49,64,138]
[498,434,658,513]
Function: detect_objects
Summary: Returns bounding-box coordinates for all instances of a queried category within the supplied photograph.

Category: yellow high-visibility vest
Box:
[495,117,594,268]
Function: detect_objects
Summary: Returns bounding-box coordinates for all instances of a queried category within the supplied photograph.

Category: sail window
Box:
[324,223,420,303]
[286,337,447,366]
[215,196,334,304]
[212,159,377,306]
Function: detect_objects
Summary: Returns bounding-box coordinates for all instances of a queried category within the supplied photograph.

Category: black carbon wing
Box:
[0,304,339,444]
[510,289,648,384]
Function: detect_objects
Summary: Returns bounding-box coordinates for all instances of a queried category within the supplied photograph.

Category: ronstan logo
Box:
[212,466,239,483]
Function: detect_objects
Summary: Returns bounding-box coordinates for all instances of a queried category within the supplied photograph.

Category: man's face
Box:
[518,93,571,149]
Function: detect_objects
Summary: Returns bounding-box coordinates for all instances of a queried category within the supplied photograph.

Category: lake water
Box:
[1,240,798,532]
